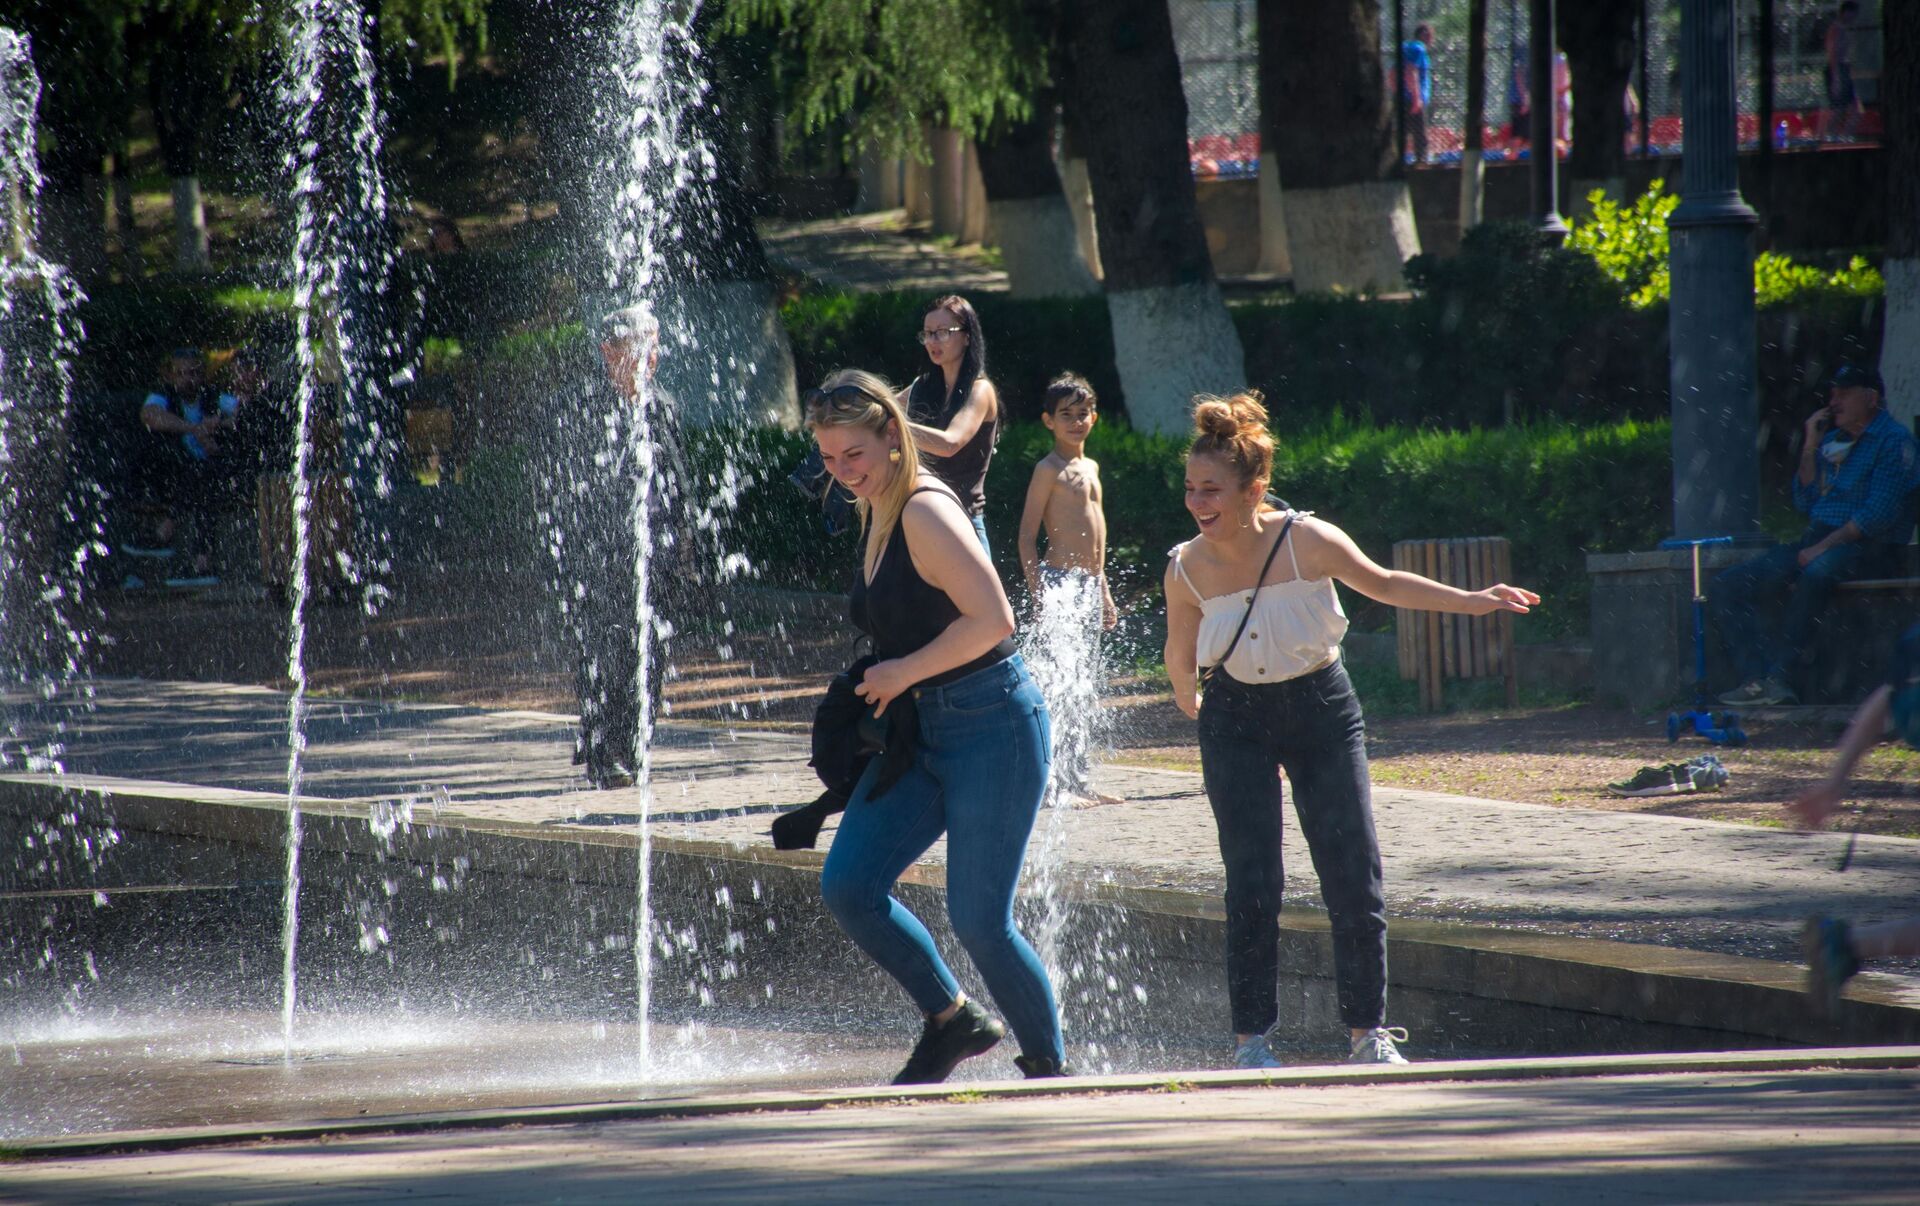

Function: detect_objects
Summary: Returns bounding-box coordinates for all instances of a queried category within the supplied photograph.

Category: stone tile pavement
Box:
[7,679,1920,971]
[9,1063,1919,1204]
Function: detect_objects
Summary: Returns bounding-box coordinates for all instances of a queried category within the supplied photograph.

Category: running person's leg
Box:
[924,657,1064,1067]
[819,756,958,1013]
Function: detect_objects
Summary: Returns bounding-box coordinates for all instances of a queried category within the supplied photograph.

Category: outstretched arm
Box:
[1789,684,1892,830]
[1302,519,1539,615]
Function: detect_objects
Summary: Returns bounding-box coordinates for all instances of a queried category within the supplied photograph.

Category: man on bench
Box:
[1713,363,1919,707]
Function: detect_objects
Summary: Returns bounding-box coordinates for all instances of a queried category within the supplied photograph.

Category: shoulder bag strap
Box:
[1200,512,1296,687]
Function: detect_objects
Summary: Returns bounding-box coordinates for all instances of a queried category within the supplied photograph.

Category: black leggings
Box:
[1197,660,1387,1035]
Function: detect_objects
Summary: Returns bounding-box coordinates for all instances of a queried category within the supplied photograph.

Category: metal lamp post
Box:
[1527,0,1565,235]
[1668,0,1760,540]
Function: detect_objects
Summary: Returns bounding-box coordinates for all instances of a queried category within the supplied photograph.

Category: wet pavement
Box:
[8,678,1920,966]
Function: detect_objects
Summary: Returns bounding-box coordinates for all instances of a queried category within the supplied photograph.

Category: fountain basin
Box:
[8,772,1920,1141]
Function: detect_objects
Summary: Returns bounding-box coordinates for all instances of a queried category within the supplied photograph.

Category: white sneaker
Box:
[1233,1034,1283,1069]
[1348,1027,1410,1064]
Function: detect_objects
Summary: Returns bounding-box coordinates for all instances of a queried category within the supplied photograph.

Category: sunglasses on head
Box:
[803,383,874,411]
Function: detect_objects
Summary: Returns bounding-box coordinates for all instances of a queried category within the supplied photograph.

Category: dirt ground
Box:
[87,572,1919,839]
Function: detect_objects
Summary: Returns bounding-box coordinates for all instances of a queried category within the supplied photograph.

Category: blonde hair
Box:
[805,368,921,570]
[1189,391,1274,489]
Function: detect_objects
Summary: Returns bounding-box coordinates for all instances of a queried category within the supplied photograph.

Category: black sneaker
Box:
[891,999,1005,1085]
[1013,1054,1072,1079]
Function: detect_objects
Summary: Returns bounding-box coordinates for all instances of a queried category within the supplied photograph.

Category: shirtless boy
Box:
[1018,373,1120,806]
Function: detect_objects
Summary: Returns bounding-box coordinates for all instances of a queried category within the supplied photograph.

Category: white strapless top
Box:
[1171,514,1348,684]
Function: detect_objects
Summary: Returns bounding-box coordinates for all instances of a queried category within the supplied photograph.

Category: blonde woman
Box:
[807,369,1066,1084]
[1163,393,1537,1069]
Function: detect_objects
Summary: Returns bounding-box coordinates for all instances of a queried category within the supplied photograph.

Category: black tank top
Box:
[850,484,1015,687]
[907,371,996,517]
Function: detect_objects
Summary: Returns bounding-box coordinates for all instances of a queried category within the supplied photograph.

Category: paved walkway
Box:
[10,1063,1919,1203]
[759,210,1008,293]
[8,679,1920,971]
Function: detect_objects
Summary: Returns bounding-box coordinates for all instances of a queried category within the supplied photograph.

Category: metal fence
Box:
[1170,0,1886,176]
[1170,0,1260,176]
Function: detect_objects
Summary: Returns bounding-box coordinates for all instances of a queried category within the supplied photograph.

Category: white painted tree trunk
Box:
[1457,149,1485,235]
[986,196,1098,297]
[1059,156,1103,281]
[1106,281,1247,436]
[656,279,800,428]
[172,175,209,270]
[1884,257,1920,431]
[1283,180,1420,295]
[1255,151,1292,277]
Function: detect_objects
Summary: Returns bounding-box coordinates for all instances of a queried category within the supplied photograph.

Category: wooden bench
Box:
[1805,572,1920,701]
[1392,537,1517,711]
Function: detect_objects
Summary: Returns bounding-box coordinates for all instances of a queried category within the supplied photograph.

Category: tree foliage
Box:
[720,0,1048,156]
[1568,181,1885,309]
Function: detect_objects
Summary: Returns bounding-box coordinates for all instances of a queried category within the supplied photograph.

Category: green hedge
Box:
[781,290,1119,425]
[779,274,1880,445]
[656,414,1670,640]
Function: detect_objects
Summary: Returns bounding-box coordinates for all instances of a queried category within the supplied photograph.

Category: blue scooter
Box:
[1660,536,1747,746]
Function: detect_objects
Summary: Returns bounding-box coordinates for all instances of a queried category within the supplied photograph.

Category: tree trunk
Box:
[108,143,142,271]
[1561,0,1638,215]
[169,176,209,271]
[1883,0,1919,429]
[1058,0,1245,435]
[1262,0,1420,293]
[33,82,110,288]
[659,17,799,428]
[147,23,217,271]
[1057,113,1103,280]
[974,98,1099,298]
[1459,0,1489,234]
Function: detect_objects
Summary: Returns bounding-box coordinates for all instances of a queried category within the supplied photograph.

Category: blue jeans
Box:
[970,512,991,558]
[820,654,1063,1064]
[1710,527,1904,686]
[1197,660,1387,1035]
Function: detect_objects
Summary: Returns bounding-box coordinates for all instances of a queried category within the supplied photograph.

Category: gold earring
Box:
[889,448,902,463]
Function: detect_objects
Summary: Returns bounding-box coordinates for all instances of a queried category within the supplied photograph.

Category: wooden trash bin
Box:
[1392,536,1517,711]
[256,472,355,591]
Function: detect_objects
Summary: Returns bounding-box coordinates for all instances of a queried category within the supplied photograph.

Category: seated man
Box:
[1714,363,1919,706]
[137,347,243,585]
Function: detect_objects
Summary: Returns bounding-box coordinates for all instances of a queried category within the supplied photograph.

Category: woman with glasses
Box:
[903,294,999,554]
[806,368,1066,1085]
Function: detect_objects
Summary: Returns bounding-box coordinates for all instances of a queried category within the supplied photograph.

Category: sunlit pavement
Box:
[8,1062,1919,1204]
[9,679,1920,969]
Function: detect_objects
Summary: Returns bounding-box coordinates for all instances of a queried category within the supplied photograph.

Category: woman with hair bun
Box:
[1163,392,1538,1069]
[806,368,1066,1085]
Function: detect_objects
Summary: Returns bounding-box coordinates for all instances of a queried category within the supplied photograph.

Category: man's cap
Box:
[1830,362,1884,394]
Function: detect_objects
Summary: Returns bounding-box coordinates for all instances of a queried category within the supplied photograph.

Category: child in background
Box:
[1017,373,1120,807]
[1794,622,1920,1014]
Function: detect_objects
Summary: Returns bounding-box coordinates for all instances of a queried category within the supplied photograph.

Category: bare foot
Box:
[1071,791,1126,809]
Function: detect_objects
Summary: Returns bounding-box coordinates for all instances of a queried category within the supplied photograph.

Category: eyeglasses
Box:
[916,326,965,345]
